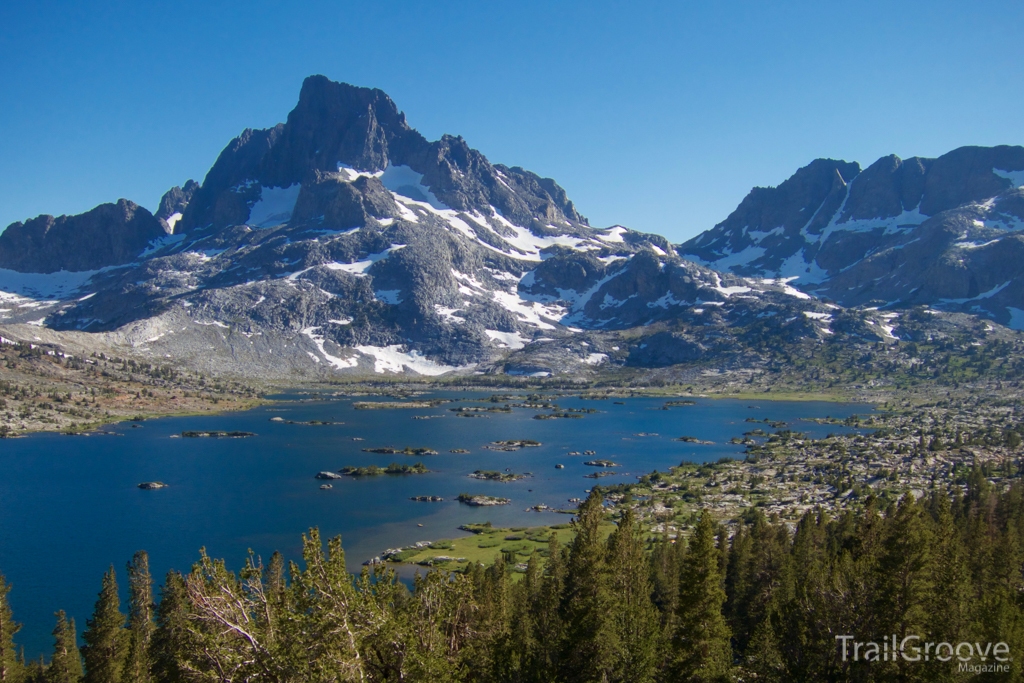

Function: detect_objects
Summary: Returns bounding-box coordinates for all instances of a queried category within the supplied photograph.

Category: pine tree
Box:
[649,531,683,641]
[605,507,659,683]
[723,522,751,644]
[123,552,153,683]
[46,611,82,683]
[928,493,972,653]
[669,510,732,683]
[531,534,565,680]
[873,496,933,638]
[559,490,617,683]
[0,573,22,683]
[81,566,127,683]
[743,601,785,683]
[148,572,189,683]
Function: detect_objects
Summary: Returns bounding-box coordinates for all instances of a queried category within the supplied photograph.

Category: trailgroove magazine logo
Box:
[837,635,1011,673]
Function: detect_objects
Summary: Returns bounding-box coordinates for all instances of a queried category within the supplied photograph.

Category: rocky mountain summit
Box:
[0,199,169,273]
[680,146,1024,327]
[0,77,1014,379]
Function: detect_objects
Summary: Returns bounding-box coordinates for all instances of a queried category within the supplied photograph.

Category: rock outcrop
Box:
[0,199,167,273]
[680,146,1024,327]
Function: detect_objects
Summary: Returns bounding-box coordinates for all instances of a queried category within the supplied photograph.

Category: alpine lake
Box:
[0,390,868,656]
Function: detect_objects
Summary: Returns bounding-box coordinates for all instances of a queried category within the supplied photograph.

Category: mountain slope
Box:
[0,77,1009,378]
[679,147,1024,326]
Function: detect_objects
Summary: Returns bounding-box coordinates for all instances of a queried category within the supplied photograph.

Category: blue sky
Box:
[1,0,1021,242]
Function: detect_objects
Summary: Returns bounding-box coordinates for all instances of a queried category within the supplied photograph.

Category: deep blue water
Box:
[0,391,866,656]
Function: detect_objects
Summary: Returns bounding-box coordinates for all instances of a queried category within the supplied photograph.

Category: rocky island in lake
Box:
[339,462,429,476]
[362,447,438,455]
[456,493,511,506]
[468,470,528,482]
[180,430,255,438]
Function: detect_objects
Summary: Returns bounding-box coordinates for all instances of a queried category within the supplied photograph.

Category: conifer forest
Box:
[2,474,1024,682]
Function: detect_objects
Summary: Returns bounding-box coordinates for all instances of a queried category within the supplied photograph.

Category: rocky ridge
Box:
[680,147,1024,327]
[0,76,1017,379]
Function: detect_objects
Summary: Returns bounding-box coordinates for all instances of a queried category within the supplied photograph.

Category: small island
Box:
[583,459,620,467]
[315,471,344,480]
[410,495,444,502]
[456,493,511,506]
[533,412,582,420]
[180,430,255,438]
[677,436,714,444]
[362,447,438,456]
[353,400,452,410]
[484,440,542,451]
[339,462,429,476]
[468,470,527,482]
[270,417,342,425]
[137,482,168,490]
[450,448,470,453]
[664,399,697,407]
[449,406,511,414]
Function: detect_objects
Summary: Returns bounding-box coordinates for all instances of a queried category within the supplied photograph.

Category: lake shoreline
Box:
[1,390,870,658]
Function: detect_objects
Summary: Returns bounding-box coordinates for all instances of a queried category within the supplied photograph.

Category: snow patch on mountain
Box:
[954,239,1001,250]
[285,245,406,282]
[761,277,812,299]
[325,245,406,276]
[485,329,527,350]
[938,281,1012,305]
[248,184,302,228]
[696,245,765,271]
[301,326,358,369]
[830,206,929,237]
[995,168,1024,188]
[435,305,466,323]
[0,267,102,299]
[355,345,472,375]
[486,210,586,259]
[597,226,627,243]
[776,251,831,284]
[165,212,183,233]
[491,289,564,330]
[140,234,186,258]
[380,165,448,210]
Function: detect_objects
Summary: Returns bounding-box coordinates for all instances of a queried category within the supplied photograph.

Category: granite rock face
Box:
[680,146,1024,326]
[178,76,586,235]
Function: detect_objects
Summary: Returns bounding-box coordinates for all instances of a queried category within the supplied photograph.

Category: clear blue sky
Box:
[1,0,1021,242]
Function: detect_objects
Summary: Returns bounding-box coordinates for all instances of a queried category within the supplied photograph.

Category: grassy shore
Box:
[382,521,616,570]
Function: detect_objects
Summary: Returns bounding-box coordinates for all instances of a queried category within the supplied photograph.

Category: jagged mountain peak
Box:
[156,180,199,233]
[176,76,585,235]
[680,144,1024,327]
[0,199,166,274]
[2,77,1021,379]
